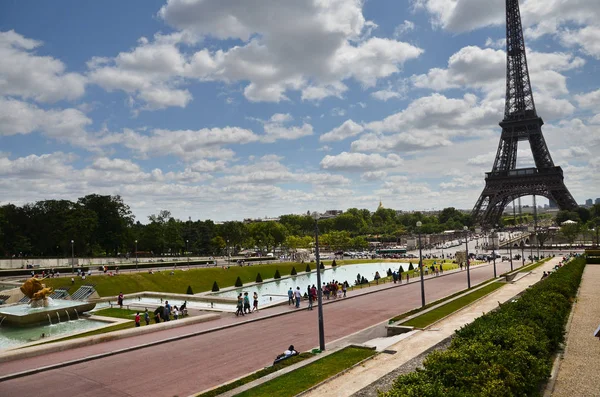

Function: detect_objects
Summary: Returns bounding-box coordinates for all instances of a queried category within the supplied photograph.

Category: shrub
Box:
[211,281,219,292]
[235,276,243,287]
[408,263,414,271]
[256,273,263,283]
[305,264,311,272]
[274,269,281,279]
[399,265,404,274]
[291,266,297,276]
[186,285,194,295]
[382,257,585,397]
[320,263,325,269]
[332,259,337,267]
[387,268,392,277]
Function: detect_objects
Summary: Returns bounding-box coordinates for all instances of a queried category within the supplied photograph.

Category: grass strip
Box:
[401,282,505,328]
[196,353,314,397]
[519,257,552,273]
[389,278,494,323]
[233,346,375,397]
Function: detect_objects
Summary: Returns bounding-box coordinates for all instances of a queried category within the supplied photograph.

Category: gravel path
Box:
[552,264,600,397]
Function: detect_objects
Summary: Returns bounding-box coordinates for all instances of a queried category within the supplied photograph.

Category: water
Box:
[212,262,408,306]
[65,310,71,321]
[0,319,109,350]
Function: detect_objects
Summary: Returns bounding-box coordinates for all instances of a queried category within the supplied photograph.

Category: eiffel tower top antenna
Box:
[504,0,536,120]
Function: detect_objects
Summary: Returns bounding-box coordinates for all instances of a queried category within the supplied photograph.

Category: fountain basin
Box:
[0,300,96,327]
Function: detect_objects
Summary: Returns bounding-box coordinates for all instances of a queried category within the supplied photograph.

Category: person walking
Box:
[243,292,251,314]
[252,292,259,312]
[307,288,314,310]
[342,282,347,298]
[236,293,244,316]
[144,309,150,325]
[135,312,140,327]
[294,287,302,308]
[117,292,124,309]
[288,287,294,305]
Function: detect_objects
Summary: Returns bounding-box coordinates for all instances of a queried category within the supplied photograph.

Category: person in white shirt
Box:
[294,287,302,308]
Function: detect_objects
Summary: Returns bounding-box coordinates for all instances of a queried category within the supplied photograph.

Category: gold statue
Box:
[20,277,53,307]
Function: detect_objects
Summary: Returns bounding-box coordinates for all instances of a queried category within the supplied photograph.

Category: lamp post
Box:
[71,240,75,274]
[521,243,525,267]
[135,240,138,271]
[312,212,326,352]
[227,239,230,263]
[417,221,425,307]
[464,226,471,289]
[186,239,189,267]
[508,235,513,271]
[491,228,497,278]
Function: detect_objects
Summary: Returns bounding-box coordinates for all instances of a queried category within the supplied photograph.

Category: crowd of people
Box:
[236,291,259,316]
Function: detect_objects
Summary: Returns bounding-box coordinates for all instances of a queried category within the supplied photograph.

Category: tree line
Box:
[0,195,473,258]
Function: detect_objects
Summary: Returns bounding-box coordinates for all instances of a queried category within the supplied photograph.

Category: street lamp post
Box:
[491,229,497,278]
[508,237,513,271]
[521,244,525,267]
[464,226,471,289]
[135,240,138,271]
[71,240,75,274]
[417,221,425,307]
[312,212,326,351]
[186,240,189,267]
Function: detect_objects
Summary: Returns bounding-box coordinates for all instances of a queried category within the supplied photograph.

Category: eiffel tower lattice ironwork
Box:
[471,0,578,227]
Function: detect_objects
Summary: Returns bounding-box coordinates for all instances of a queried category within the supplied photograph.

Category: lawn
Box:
[196,353,314,397]
[401,281,505,328]
[43,259,449,297]
[234,346,375,397]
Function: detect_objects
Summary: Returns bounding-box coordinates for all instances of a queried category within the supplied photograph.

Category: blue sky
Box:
[1,0,599,222]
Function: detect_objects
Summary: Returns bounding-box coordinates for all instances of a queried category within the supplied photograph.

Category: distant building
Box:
[549,198,558,209]
[243,217,280,223]
[586,199,593,207]
[596,198,600,205]
[320,210,342,219]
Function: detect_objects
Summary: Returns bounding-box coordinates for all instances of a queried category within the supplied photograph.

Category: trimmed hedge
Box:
[305,264,311,272]
[274,269,281,279]
[383,257,585,397]
[211,281,219,292]
[186,285,193,295]
[255,273,263,283]
[399,265,404,274]
[408,263,414,271]
[234,276,243,287]
[291,266,297,276]
[332,259,337,267]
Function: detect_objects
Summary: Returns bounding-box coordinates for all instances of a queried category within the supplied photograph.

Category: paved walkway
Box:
[0,260,519,397]
[302,258,562,397]
[551,263,600,397]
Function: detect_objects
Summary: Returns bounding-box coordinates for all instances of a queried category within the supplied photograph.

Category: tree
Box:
[78,195,133,256]
[291,266,297,275]
[235,276,243,287]
[256,273,263,283]
[305,264,311,272]
[186,285,194,295]
[274,269,281,279]
[560,223,580,248]
[211,281,220,291]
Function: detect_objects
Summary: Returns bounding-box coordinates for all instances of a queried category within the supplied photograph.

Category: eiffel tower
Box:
[471,0,578,227]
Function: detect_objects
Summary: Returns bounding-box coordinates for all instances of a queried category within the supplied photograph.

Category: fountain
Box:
[0,277,96,327]
[65,310,71,321]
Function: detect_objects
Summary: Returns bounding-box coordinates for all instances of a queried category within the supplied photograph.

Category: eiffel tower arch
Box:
[471,0,578,227]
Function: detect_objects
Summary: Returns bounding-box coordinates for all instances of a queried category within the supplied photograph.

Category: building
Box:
[586,199,593,207]
[596,198,600,205]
